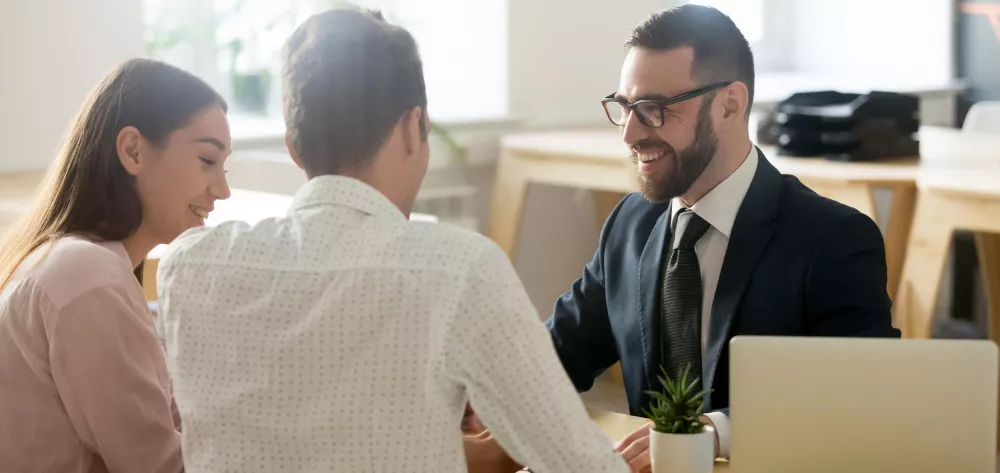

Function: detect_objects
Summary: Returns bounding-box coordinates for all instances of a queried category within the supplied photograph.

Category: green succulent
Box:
[642,363,711,434]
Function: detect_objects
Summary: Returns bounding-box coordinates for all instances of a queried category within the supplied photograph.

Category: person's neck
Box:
[678,136,753,206]
[121,228,159,268]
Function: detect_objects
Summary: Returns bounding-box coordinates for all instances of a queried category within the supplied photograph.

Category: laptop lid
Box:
[730,336,997,473]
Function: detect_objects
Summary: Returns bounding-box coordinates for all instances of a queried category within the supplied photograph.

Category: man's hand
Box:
[614,419,720,473]
[462,403,487,435]
[614,421,653,473]
[463,430,523,473]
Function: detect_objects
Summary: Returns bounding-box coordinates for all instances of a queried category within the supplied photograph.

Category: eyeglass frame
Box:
[601,81,733,128]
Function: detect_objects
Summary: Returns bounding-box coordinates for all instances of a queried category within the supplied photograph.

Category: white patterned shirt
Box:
[157,175,629,473]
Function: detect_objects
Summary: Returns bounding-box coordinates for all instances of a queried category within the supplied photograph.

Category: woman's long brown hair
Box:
[0,59,226,291]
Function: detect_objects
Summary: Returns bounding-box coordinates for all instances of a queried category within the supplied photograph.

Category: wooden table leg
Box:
[974,232,1000,453]
[894,191,955,338]
[977,233,1000,341]
[884,184,917,300]
[487,151,530,259]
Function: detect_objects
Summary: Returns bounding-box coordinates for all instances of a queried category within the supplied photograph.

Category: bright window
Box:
[689,0,765,43]
[143,0,508,123]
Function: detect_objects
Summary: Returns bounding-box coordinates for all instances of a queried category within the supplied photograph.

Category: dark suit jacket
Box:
[545,148,901,417]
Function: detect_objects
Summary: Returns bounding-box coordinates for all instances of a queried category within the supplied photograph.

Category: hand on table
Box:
[461,403,522,473]
[462,403,487,435]
[463,430,523,473]
[614,417,720,473]
[614,421,654,473]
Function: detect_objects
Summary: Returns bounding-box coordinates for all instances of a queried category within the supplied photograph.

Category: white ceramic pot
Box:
[649,426,715,473]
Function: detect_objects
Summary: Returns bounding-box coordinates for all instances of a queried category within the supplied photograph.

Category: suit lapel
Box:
[637,202,673,390]
[704,147,782,407]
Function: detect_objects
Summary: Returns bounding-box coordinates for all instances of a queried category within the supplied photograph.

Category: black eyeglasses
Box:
[601,81,733,128]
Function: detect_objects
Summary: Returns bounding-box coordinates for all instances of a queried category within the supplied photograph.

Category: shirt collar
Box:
[670,146,758,238]
[290,175,406,220]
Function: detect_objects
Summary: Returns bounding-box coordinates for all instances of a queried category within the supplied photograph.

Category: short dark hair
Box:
[281,6,427,176]
[627,5,755,116]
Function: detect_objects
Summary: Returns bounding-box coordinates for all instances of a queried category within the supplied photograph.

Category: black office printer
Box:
[761,90,919,162]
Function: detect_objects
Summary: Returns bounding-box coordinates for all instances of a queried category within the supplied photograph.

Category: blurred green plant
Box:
[430,122,466,163]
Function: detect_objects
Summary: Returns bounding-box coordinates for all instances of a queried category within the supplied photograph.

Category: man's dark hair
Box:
[627,5,755,117]
[282,6,428,176]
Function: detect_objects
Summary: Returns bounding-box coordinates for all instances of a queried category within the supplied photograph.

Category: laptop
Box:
[729,336,998,473]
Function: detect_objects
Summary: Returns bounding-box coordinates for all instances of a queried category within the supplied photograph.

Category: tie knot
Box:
[673,210,710,250]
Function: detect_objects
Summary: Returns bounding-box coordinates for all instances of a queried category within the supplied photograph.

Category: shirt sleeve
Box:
[442,243,630,473]
[48,286,184,473]
[704,411,730,458]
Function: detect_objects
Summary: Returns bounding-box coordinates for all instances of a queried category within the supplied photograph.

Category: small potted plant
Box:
[642,364,715,473]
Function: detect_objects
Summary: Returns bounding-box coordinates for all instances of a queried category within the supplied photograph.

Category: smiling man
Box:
[543,5,901,472]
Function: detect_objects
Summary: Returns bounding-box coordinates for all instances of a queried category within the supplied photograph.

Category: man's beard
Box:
[632,101,718,203]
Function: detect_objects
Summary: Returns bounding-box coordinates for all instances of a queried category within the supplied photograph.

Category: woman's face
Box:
[131,105,232,244]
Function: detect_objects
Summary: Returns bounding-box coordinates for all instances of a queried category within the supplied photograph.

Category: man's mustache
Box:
[630,139,673,154]
[629,139,675,162]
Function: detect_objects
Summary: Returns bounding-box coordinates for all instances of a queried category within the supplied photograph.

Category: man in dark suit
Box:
[545,5,900,472]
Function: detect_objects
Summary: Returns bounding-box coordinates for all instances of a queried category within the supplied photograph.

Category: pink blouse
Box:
[0,236,183,473]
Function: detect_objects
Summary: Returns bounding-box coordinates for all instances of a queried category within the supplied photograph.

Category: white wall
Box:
[0,0,144,172]
[788,0,953,86]
[507,0,669,128]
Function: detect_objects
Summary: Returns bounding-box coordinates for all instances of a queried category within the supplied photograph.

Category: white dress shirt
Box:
[668,146,758,459]
[157,175,629,473]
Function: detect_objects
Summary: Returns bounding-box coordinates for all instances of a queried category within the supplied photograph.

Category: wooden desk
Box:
[488,130,919,303]
[590,409,730,472]
[895,168,1000,339]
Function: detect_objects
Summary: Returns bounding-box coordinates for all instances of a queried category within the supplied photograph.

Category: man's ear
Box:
[401,106,424,156]
[286,133,306,171]
[722,82,749,120]
[116,126,143,176]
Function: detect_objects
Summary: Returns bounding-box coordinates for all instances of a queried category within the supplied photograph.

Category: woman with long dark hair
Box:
[0,58,231,472]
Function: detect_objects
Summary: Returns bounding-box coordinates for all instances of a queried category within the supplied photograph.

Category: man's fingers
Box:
[618,432,650,462]
[614,421,653,452]
[626,446,651,473]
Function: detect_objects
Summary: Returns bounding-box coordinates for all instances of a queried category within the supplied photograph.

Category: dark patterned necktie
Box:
[660,209,710,387]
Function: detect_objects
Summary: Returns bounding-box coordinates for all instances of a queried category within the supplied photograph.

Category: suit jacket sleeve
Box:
[804,212,901,337]
[544,195,629,392]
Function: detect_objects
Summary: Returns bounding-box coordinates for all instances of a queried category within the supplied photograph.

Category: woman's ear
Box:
[116,126,143,176]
